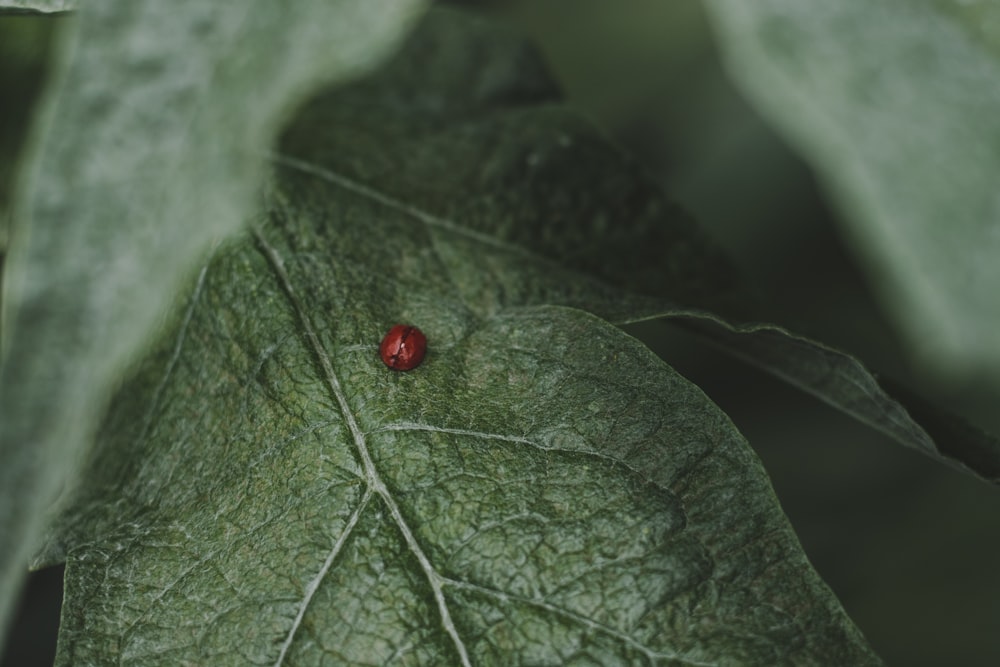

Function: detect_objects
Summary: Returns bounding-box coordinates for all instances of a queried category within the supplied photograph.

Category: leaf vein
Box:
[377,422,650,482]
[442,577,718,666]
[268,152,529,256]
[273,487,373,667]
[136,263,209,450]
[254,229,472,667]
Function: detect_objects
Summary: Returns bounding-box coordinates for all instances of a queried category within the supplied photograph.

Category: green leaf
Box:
[0,0,425,641]
[670,315,1000,484]
[278,6,1000,483]
[0,0,74,14]
[0,14,57,256]
[702,0,1000,374]
[278,13,742,320]
[52,246,879,664]
[44,8,879,665]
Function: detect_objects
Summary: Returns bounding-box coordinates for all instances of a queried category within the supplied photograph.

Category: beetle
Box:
[379,324,427,371]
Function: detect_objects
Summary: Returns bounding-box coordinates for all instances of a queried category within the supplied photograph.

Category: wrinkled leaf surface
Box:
[44,9,880,666]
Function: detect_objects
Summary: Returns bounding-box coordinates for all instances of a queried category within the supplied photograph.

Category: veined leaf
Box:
[669,315,1000,484]
[0,0,425,642]
[43,8,880,665]
[279,8,1000,482]
[51,230,879,663]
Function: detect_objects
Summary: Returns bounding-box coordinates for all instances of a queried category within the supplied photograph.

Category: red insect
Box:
[379,324,427,371]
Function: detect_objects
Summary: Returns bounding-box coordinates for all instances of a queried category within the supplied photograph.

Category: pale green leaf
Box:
[0,0,74,14]
[0,0,425,640]
[0,14,57,254]
[43,9,880,665]
[702,0,1000,375]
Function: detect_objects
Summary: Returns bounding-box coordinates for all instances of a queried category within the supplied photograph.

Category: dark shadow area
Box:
[0,566,62,667]
[628,319,1000,667]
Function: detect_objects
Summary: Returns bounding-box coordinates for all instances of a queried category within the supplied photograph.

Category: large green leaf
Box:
[52,235,878,664]
[278,7,1000,483]
[42,8,880,665]
[702,0,1000,374]
[0,0,425,642]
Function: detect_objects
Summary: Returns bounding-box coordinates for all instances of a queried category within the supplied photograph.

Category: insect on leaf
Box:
[41,9,882,665]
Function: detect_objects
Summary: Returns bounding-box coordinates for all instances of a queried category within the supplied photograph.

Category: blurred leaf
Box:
[0,0,74,14]
[43,9,880,665]
[0,14,58,256]
[702,0,1000,375]
[0,0,425,641]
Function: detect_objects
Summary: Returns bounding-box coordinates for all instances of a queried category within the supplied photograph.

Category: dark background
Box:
[3,3,999,665]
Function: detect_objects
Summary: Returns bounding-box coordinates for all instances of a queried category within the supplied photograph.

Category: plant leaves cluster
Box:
[37,8,885,665]
[3,1,999,664]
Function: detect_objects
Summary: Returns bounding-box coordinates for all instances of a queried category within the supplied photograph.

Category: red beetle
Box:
[379,324,427,371]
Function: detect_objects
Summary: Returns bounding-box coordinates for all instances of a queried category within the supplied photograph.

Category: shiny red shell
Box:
[379,324,427,371]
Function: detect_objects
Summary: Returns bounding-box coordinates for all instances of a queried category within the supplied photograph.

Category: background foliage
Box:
[2,1,999,666]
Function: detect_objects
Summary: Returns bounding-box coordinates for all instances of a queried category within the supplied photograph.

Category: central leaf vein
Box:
[253,229,472,667]
[272,487,373,667]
